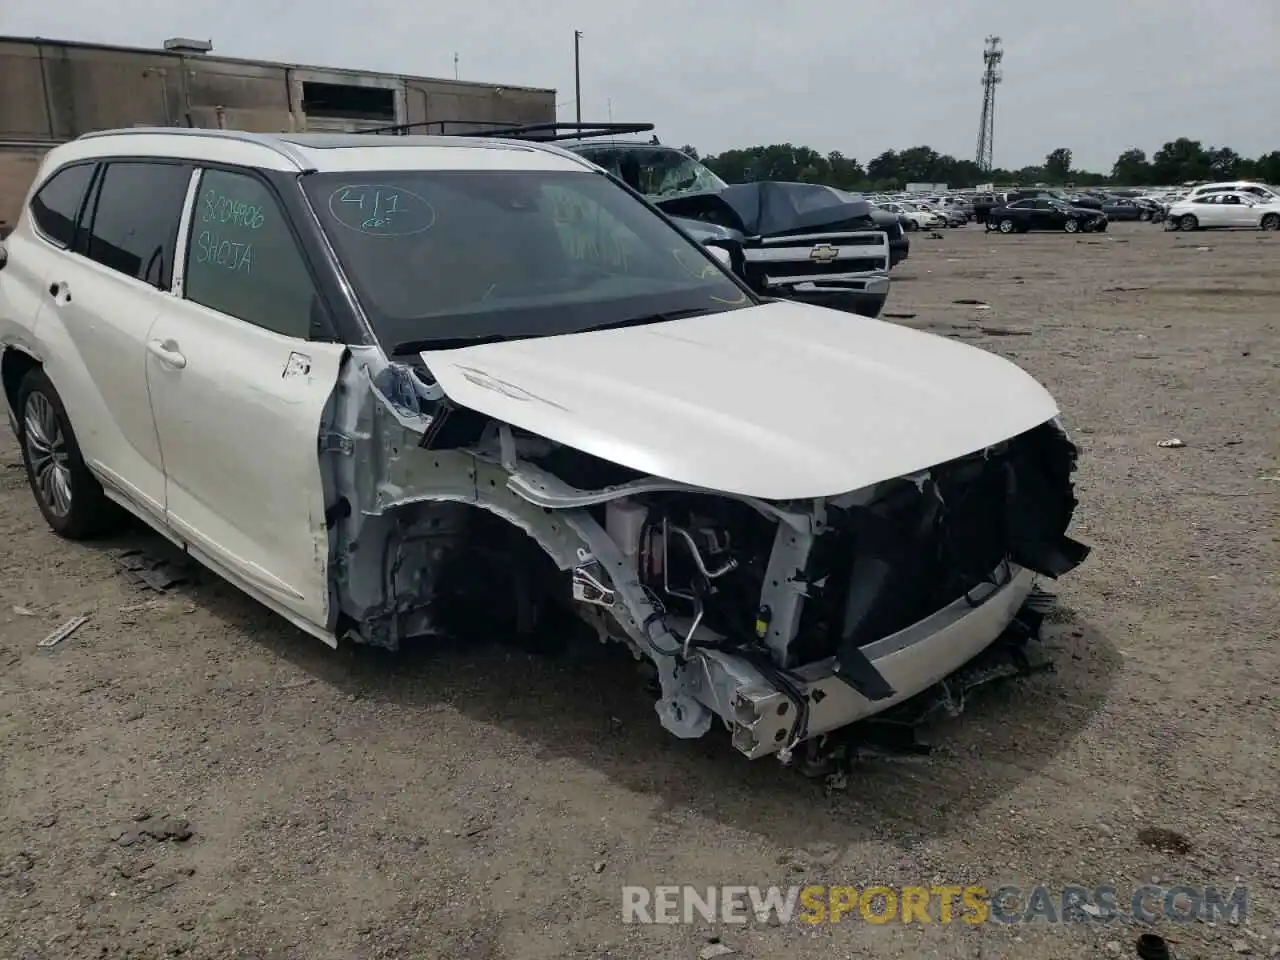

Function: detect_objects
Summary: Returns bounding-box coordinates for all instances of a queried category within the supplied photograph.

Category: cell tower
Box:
[976,36,1003,172]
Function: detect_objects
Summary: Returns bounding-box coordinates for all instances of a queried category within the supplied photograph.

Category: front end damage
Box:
[321,352,1089,761]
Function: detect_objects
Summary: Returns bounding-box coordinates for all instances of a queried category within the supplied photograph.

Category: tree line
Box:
[677,139,1280,191]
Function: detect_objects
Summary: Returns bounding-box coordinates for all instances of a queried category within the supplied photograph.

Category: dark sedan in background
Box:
[1100,197,1145,221]
[985,197,1109,234]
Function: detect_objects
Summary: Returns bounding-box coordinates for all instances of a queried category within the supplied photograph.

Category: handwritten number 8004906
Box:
[327,185,436,237]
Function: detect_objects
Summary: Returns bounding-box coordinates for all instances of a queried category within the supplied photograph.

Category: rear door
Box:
[0,162,97,412]
[33,160,194,522]
[146,165,345,632]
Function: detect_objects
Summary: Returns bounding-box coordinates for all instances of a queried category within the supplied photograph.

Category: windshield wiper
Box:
[391,308,719,356]
[390,333,515,354]
[579,307,719,334]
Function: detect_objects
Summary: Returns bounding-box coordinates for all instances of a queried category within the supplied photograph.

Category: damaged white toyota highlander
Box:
[0,129,1089,762]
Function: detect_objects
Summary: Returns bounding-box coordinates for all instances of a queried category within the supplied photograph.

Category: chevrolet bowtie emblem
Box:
[809,243,840,263]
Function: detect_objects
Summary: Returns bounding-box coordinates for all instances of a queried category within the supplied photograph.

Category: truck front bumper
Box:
[771,274,891,318]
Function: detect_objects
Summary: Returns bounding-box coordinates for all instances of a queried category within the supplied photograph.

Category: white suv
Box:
[0,128,1089,762]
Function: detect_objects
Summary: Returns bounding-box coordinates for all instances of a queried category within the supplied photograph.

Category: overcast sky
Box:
[5,0,1277,172]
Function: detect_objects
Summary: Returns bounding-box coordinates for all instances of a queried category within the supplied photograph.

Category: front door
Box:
[146,165,345,632]
[1194,196,1228,227]
[1029,199,1055,230]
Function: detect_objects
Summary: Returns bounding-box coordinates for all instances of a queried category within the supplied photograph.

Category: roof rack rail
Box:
[366,119,656,142]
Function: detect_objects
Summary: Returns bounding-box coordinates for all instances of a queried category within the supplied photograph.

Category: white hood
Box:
[418,300,1059,500]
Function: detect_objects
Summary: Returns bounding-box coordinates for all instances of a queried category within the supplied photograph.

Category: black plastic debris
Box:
[113,548,193,593]
[1136,933,1173,960]
[1136,826,1191,855]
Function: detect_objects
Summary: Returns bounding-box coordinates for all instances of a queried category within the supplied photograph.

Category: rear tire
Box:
[16,369,122,540]
[1064,218,1080,233]
[998,218,1015,234]
[1178,214,1198,231]
[1261,213,1280,231]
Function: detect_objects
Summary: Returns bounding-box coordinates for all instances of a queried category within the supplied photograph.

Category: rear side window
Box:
[29,163,96,247]
[182,168,318,339]
[83,161,193,289]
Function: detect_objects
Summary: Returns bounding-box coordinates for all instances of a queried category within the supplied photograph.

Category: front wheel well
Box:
[1,348,42,420]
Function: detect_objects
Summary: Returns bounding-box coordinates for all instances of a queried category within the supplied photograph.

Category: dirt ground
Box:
[1,221,1277,960]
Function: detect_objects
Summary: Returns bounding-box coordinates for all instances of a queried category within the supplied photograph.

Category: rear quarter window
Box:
[29,162,96,247]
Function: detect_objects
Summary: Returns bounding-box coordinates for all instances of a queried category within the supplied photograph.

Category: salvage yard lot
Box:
[1,221,1277,960]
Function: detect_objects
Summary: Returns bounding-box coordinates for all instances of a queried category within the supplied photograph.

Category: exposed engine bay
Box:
[320,349,1090,762]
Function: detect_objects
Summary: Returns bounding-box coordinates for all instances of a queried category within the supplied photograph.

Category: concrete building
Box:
[0,35,557,223]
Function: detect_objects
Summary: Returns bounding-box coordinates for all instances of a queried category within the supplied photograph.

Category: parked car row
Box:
[0,124,1090,764]
[962,178,1280,235]
[872,199,967,230]
[868,194,973,230]
[967,180,1280,233]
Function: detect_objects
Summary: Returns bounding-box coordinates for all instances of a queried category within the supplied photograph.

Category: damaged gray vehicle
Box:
[0,128,1089,764]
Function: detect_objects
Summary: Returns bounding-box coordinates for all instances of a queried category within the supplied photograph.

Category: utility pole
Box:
[975,36,1003,173]
[573,30,582,125]
[453,52,459,80]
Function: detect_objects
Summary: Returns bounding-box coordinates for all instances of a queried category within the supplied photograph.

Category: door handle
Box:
[147,339,187,369]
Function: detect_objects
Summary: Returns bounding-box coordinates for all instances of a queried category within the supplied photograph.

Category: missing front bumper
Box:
[682,565,1037,759]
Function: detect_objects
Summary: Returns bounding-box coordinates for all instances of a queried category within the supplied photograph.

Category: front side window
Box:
[29,163,95,248]
[184,168,318,339]
[303,169,749,352]
[85,161,193,288]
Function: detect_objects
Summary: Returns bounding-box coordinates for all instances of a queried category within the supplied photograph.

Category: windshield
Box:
[575,146,729,199]
[302,169,750,350]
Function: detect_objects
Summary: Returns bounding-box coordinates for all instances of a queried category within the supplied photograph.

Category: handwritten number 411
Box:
[340,188,401,225]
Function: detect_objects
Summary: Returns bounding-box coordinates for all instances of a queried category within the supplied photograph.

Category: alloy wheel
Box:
[23,391,72,518]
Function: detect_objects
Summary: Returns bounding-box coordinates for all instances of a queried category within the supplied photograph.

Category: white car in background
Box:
[875,201,939,231]
[1166,192,1280,231]
[0,128,1089,763]
[1184,181,1279,204]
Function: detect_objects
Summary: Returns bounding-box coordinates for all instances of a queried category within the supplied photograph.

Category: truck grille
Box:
[745,258,886,283]
[750,233,885,250]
